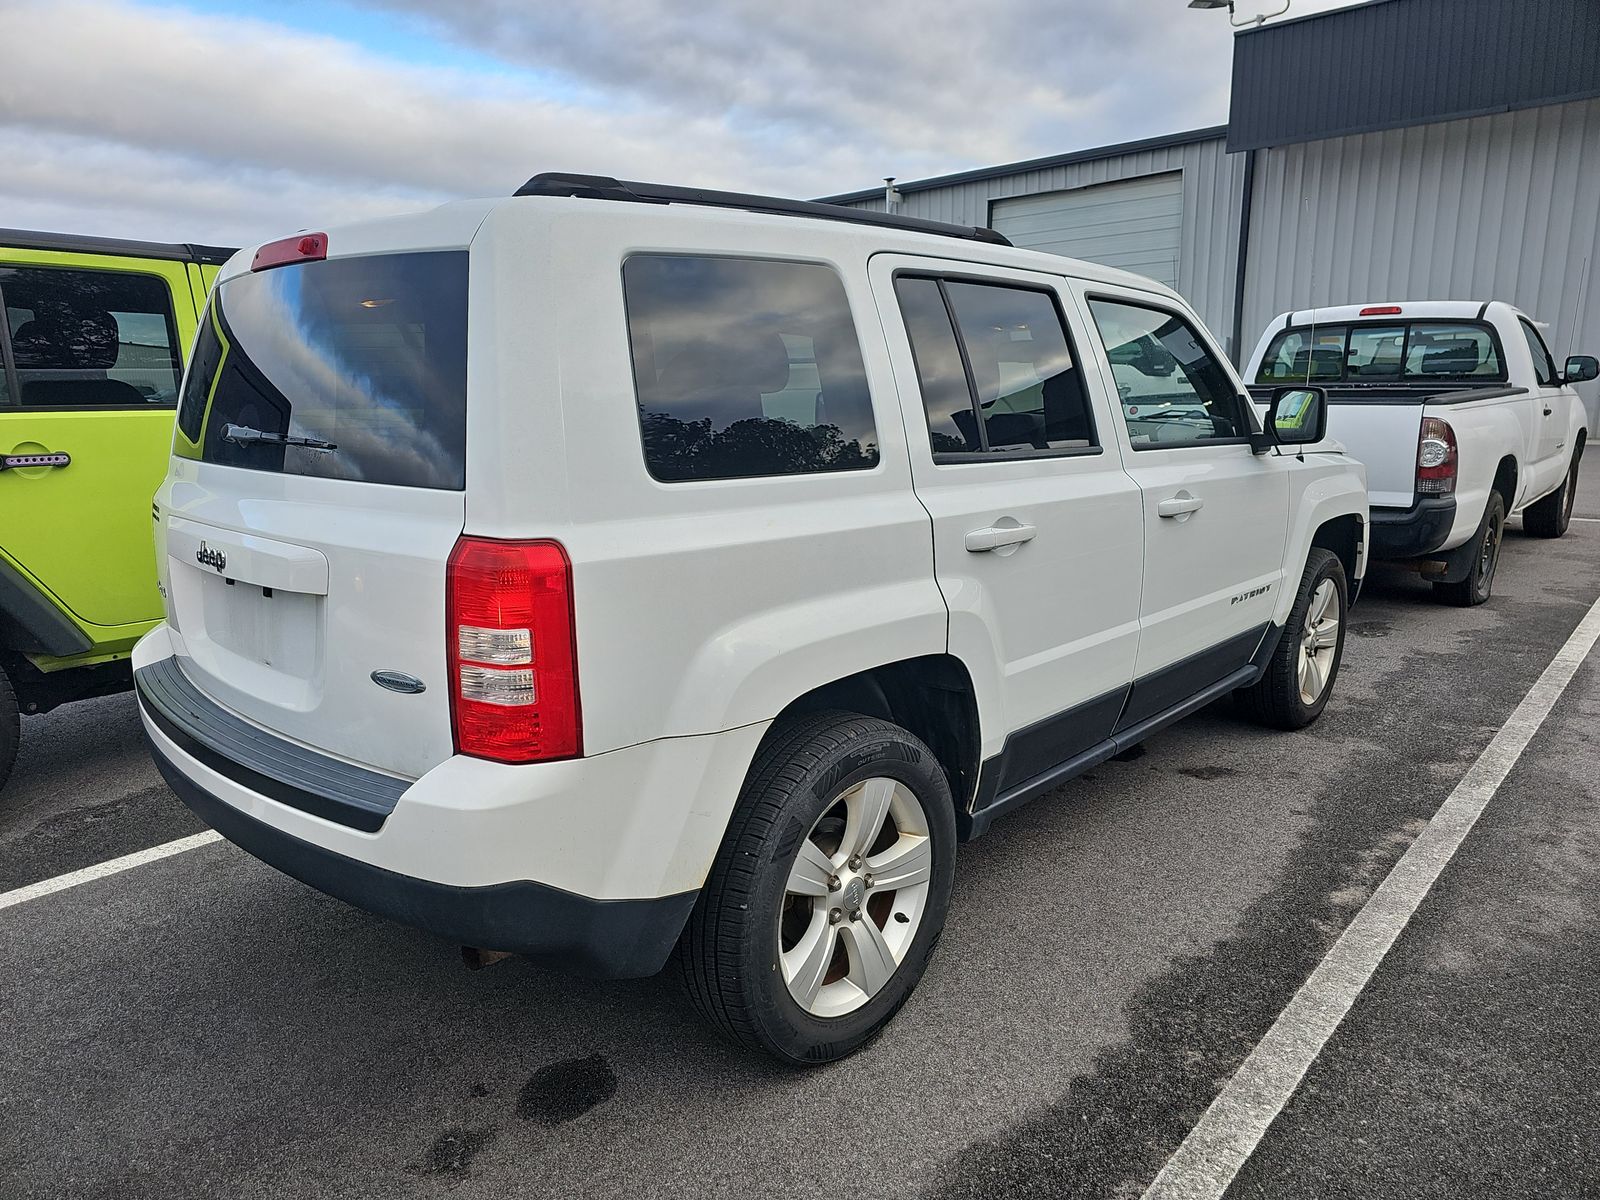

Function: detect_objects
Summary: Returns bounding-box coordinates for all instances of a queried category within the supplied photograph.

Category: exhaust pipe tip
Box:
[461,946,515,971]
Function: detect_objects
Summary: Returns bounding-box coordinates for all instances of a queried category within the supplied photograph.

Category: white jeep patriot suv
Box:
[136,176,1367,1063]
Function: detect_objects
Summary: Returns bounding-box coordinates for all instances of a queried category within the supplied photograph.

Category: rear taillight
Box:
[446,537,581,763]
[1417,417,1458,496]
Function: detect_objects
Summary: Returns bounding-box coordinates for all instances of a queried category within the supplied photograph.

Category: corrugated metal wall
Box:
[1243,96,1600,429]
[837,135,1249,349]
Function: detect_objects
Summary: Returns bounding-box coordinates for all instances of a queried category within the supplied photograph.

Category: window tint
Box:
[0,267,180,408]
[894,276,1096,457]
[180,252,468,490]
[1406,323,1501,379]
[176,308,223,443]
[1345,325,1405,377]
[942,282,1095,453]
[1520,318,1559,387]
[1256,325,1344,383]
[895,277,980,453]
[624,255,878,482]
[1089,298,1244,448]
[1257,320,1506,385]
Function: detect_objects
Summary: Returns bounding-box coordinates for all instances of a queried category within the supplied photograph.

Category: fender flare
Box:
[0,557,92,656]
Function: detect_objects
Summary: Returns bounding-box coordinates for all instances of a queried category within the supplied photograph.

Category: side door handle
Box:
[1,452,71,471]
[965,522,1037,552]
[1157,493,1205,518]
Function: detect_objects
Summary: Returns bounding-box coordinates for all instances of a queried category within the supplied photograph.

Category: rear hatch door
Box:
[159,242,470,778]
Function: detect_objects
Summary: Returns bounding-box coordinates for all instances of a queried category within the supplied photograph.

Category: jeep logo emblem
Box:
[196,541,227,573]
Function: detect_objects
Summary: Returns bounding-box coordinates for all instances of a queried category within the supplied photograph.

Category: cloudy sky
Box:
[1,0,1362,247]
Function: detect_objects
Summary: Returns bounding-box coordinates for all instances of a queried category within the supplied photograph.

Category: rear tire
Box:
[1523,446,1582,539]
[1236,547,1347,730]
[0,662,19,796]
[678,711,957,1065]
[1434,491,1505,607]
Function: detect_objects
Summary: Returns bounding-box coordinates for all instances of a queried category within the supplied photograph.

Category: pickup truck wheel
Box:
[1523,448,1582,539]
[0,661,18,795]
[679,711,957,1065]
[1434,491,1506,607]
[1236,547,1346,730]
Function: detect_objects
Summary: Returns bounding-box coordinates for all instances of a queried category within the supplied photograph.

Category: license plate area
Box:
[171,561,324,711]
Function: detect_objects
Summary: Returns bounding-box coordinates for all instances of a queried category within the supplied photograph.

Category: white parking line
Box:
[0,831,222,913]
[1141,592,1600,1200]
[1572,516,1600,522]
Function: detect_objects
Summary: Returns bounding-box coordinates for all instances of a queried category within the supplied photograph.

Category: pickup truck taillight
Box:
[446,537,582,763]
[1416,417,1458,497]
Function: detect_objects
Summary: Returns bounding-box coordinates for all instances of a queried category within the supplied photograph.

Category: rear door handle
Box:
[0,452,70,471]
[1157,494,1204,518]
[965,522,1037,552]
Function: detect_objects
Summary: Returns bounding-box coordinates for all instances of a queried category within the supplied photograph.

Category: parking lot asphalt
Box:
[3,500,1599,1200]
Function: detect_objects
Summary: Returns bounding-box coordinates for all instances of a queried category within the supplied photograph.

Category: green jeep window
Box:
[0,267,181,408]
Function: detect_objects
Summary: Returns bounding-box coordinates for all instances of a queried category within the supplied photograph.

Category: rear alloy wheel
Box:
[679,711,956,1065]
[1236,547,1347,730]
[1524,446,1583,539]
[1434,491,1505,607]
[0,661,18,796]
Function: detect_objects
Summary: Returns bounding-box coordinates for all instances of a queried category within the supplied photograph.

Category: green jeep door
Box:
[0,251,198,648]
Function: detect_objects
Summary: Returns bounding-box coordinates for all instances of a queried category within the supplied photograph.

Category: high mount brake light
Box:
[1360,305,1403,316]
[251,233,328,272]
[1417,416,1458,497]
[446,537,581,763]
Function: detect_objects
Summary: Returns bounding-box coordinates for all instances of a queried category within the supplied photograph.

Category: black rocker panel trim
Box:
[963,624,1280,839]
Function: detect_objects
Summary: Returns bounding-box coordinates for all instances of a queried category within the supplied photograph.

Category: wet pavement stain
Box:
[919,598,1562,1200]
[518,1054,618,1127]
[1176,765,1240,781]
[418,1126,496,1176]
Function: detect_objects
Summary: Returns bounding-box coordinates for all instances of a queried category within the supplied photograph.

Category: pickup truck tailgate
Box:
[1325,403,1423,509]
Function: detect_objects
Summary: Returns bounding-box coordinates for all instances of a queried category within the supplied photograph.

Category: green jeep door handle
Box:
[0,452,71,471]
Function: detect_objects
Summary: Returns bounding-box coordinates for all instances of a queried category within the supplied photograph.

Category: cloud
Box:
[0,0,1360,243]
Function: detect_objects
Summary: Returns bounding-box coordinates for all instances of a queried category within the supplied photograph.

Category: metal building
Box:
[821,0,1600,428]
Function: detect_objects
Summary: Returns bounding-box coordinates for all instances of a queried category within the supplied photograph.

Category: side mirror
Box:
[1564,354,1599,384]
[1266,386,1328,447]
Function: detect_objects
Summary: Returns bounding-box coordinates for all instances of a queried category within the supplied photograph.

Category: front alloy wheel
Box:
[1297,578,1342,706]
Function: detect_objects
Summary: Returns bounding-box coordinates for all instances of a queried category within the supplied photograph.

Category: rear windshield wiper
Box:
[221,423,337,451]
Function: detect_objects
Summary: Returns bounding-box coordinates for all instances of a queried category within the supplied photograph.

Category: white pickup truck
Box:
[1246,301,1597,605]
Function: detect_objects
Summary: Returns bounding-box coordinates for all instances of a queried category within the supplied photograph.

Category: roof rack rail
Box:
[513,173,1013,247]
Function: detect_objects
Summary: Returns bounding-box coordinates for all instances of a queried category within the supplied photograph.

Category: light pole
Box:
[1187,0,1292,28]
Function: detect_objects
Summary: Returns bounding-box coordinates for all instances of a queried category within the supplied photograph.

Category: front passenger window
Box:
[1088,298,1245,449]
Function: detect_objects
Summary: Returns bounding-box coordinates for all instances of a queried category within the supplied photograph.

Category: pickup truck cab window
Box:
[1256,320,1507,386]
[1086,297,1245,448]
[893,274,1096,458]
[1519,318,1559,387]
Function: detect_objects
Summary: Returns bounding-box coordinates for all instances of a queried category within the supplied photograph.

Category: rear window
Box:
[176,252,468,489]
[1256,320,1504,385]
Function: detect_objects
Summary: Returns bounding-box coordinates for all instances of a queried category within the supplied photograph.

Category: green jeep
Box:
[0,229,233,793]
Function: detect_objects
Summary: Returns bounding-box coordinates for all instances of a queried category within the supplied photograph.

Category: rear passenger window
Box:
[894,275,1097,458]
[623,255,879,482]
[1088,298,1246,448]
[0,267,180,409]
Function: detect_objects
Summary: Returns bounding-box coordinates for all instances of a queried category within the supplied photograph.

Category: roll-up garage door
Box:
[990,172,1183,288]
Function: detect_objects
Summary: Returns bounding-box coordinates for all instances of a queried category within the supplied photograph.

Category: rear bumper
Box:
[1369,497,1457,559]
[133,626,768,978]
[149,747,695,977]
